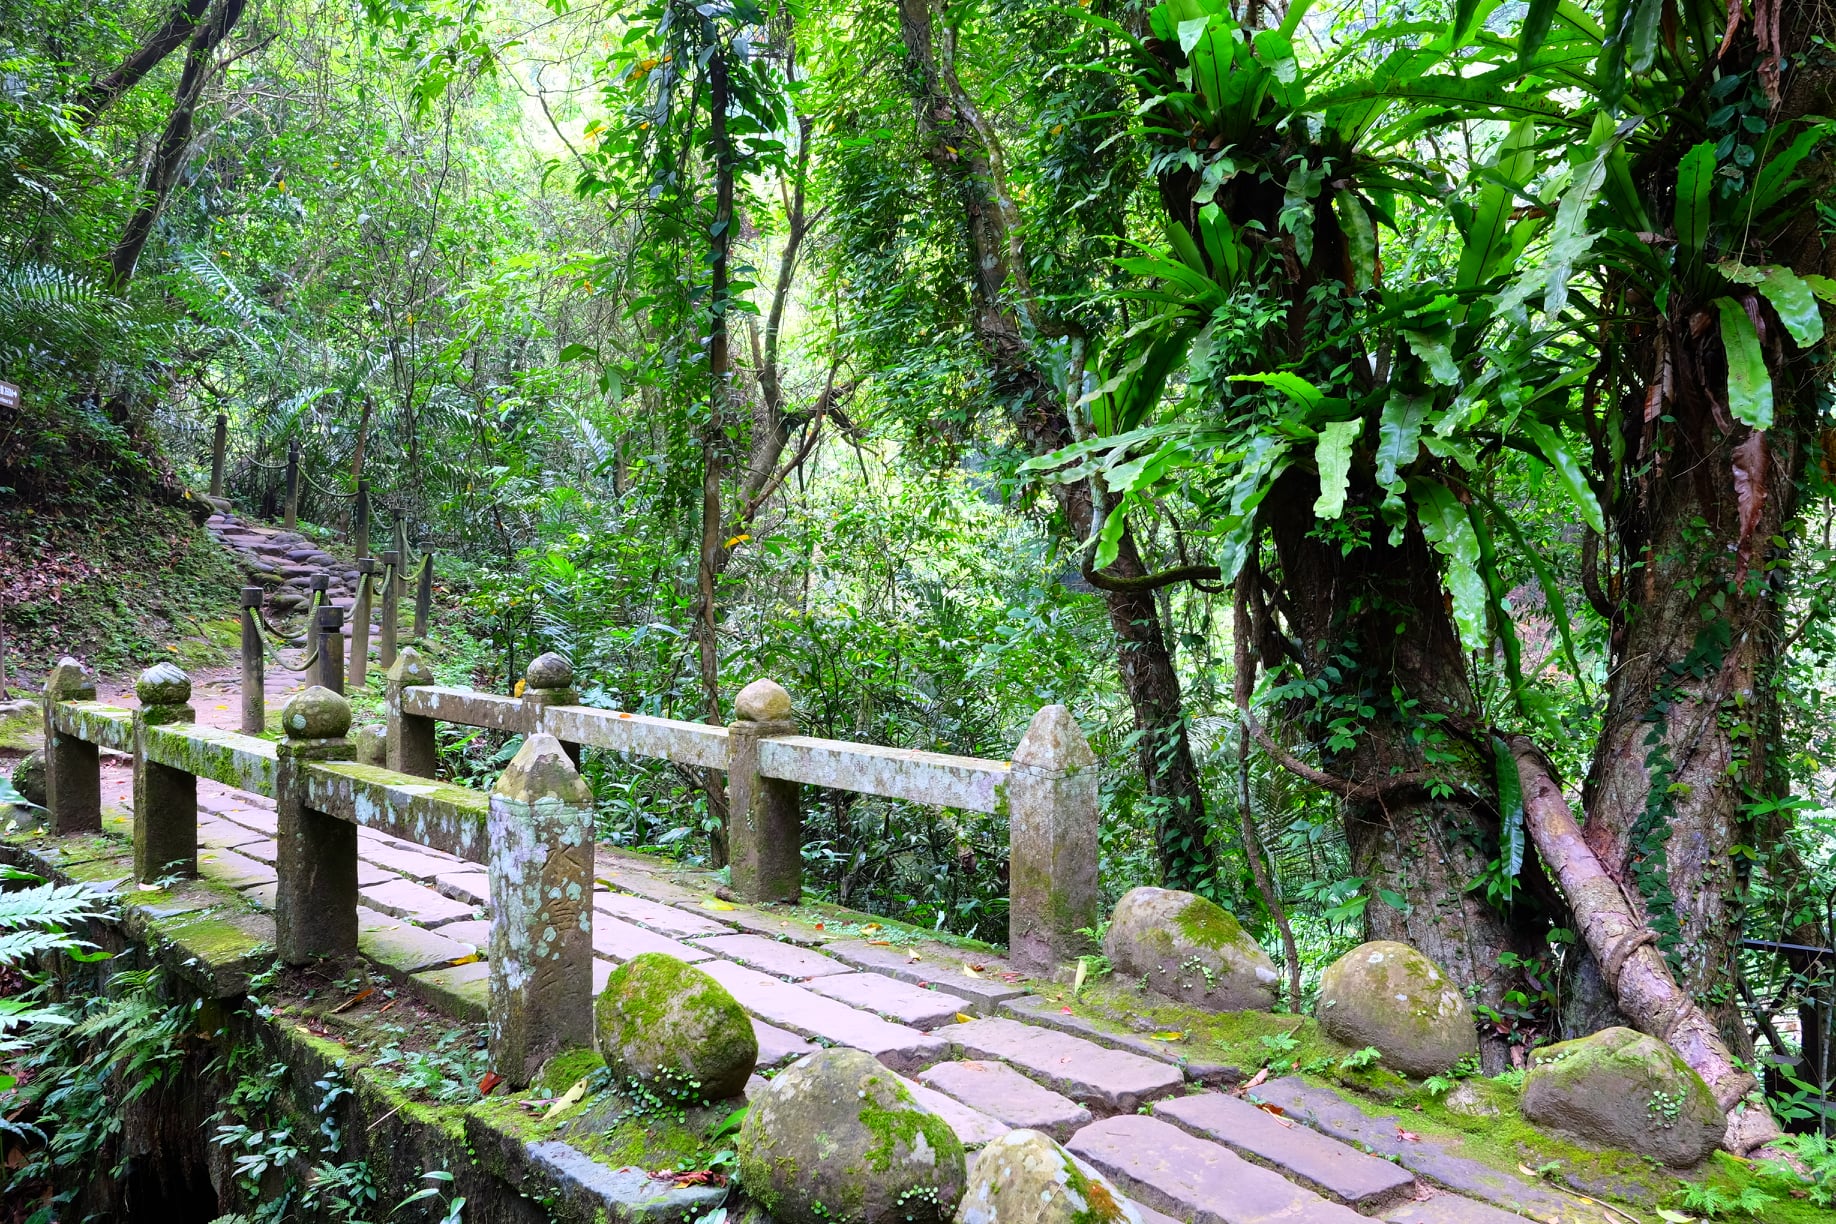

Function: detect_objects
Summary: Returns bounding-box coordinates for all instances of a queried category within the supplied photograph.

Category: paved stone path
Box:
[204,509,380,632]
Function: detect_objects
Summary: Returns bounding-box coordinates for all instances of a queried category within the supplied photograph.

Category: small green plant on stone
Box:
[1492,1066,1527,1091]
[894,1185,944,1222]
[1647,1087,1685,1128]
[1337,1046,1382,1072]
[394,1170,466,1224]
[1673,1180,1776,1219]
[1757,1132,1836,1206]
[1421,1074,1455,1097]
[1259,1028,1302,1075]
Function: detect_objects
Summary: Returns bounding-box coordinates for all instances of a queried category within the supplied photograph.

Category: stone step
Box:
[930,1016,1183,1115]
[691,932,851,979]
[1066,1115,1365,1224]
[358,839,463,882]
[753,1018,820,1069]
[1250,1078,1608,1223]
[696,959,946,1073]
[804,971,972,1029]
[1154,1092,1415,1211]
[918,1059,1091,1141]
[900,1075,1009,1150]
[593,914,715,964]
[1001,994,1235,1084]
[356,905,475,977]
[824,939,1028,1010]
[1383,1196,1536,1224]
[594,889,733,940]
[360,877,478,927]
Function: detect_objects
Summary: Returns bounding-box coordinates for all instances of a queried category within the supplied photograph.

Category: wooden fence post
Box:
[727,679,801,904]
[314,605,345,695]
[378,551,400,669]
[283,439,299,531]
[520,652,579,766]
[1005,705,1100,972]
[42,657,99,835]
[133,663,196,884]
[392,519,408,574]
[385,646,437,776]
[353,478,370,559]
[413,552,434,640]
[209,413,227,499]
[348,559,376,689]
[240,586,264,735]
[276,687,357,963]
[488,732,594,1087]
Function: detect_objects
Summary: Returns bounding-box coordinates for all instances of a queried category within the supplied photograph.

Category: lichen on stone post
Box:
[520,652,580,766]
[133,662,198,884]
[276,686,358,964]
[384,646,436,777]
[1005,705,1100,973]
[487,732,594,1088]
[42,657,100,835]
[725,679,801,904]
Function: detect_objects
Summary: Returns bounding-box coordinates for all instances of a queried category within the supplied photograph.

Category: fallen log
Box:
[1508,735,1781,1154]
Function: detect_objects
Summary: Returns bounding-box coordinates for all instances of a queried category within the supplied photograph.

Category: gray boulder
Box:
[955,1130,1138,1224]
[595,953,756,1101]
[1103,887,1277,1012]
[354,724,386,767]
[738,1047,965,1224]
[1316,940,1474,1076]
[1521,1026,1724,1167]
[10,750,46,807]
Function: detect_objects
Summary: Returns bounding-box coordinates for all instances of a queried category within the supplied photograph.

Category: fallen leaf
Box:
[867,939,892,946]
[1397,1129,1420,1142]
[703,899,736,911]
[814,922,824,930]
[962,964,984,979]
[542,1076,588,1120]
[1147,1031,1185,1041]
[861,923,882,933]
[331,987,375,1014]
[1061,1007,1074,1014]
[448,953,480,966]
[478,1071,503,1096]
[955,1012,974,1023]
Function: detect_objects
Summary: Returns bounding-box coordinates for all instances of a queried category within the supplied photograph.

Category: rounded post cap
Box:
[45,656,98,701]
[386,644,433,685]
[282,686,352,739]
[135,661,192,706]
[735,679,792,722]
[240,586,264,607]
[1012,704,1096,771]
[524,652,574,690]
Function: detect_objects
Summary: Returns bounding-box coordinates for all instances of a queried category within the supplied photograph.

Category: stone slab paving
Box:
[1002,993,1237,1084]
[697,959,947,1073]
[198,819,269,851]
[594,889,733,939]
[437,869,490,907]
[824,939,1027,1010]
[931,1017,1183,1115]
[918,1059,1092,1141]
[690,932,852,979]
[236,838,280,865]
[438,919,493,951]
[356,906,474,977]
[361,878,478,927]
[1122,1199,1184,1224]
[197,846,278,892]
[804,971,971,1029]
[899,1075,1009,1150]
[1251,1077,1607,1223]
[592,915,715,964]
[1154,1091,1415,1211]
[411,960,489,1022]
[216,805,278,836]
[1383,1196,1535,1224]
[1067,1114,1366,1224]
[752,1019,820,1069]
[356,840,462,882]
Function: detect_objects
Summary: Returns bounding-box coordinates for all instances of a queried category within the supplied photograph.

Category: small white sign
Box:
[0,382,18,410]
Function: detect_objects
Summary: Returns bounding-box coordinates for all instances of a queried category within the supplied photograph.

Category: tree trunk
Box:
[73,0,211,128]
[894,0,1213,890]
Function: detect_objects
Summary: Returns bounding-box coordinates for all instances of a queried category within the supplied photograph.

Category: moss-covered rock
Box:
[1521,1026,1723,1167]
[11,750,46,807]
[354,723,387,766]
[535,1047,606,1096]
[954,1129,1137,1224]
[594,953,756,1101]
[1102,886,1277,1012]
[282,686,351,740]
[737,1047,966,1224]
[1316,940,1473,1077]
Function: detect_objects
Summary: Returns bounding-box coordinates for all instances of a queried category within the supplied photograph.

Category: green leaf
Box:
[1492,735,1526,878]
[1472,491,1587,697]
[1716,297,1774,429]
[1758,266,1825,347]
[1518,0,1560,60]
[1674,142,1715,254]
[1375,390,1427,490]
[1403,327,1459,384]
[1626,0,1661,74]
[1519,419,1605,534]
[1456,121,1535,291]
[1410,478,1490,653]
[1312,419,1362,519]
[1093,503,1129,571]
[1230,371,1325,412]
[1334,190,1376,293]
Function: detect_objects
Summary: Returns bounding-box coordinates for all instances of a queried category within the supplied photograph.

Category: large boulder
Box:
[10,750,46,808]
[1521,1026,1723,1167]
[738,1047,966,1224]
[595,953,757,1101]
[955,1130,1138,1224]
[1102,887,1277,1012]
[1316,941,1474,1076]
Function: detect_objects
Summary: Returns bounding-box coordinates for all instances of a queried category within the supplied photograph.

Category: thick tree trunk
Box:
[73,0,211,128]
[894,0,1212,890]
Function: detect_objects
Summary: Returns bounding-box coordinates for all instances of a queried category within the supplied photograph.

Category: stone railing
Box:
[35,649,1099,1079]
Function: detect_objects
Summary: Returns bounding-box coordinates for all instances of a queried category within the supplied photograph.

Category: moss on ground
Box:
[0,710,41,754]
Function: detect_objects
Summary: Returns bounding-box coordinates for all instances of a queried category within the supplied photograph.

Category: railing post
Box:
[314,605,345,695]
[353,478,370,559]
[283,439,300,531]
[276,687,357,963]
[240,587,264,735]
[378,551,400,669]
[412,552,434,640]
[209,413,227,499]
[1005,705,1101,972]
[392,519,408,576]
[385,646,437,776]
[42,657,100,835]
[488,732,594,1087]
[133,663,197,883]
[727,679,801,904]
[348,559,376,689]
[520,653,579,766]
